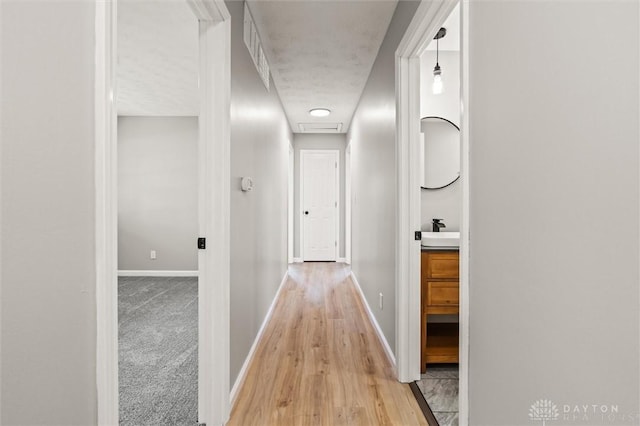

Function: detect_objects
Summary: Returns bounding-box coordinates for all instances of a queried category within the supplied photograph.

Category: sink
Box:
[421,231,460,247]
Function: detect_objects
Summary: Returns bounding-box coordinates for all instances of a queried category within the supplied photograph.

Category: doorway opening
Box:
[412,3,461,424]
[292,135,348,264]
[116,2,200,423]
[395,0,468,424]
[95,0,231,425]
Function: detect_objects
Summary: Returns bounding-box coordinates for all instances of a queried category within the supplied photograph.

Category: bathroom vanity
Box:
[421,248,459,372]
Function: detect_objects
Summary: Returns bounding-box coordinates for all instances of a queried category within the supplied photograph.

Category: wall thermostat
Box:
[241,177,253,192]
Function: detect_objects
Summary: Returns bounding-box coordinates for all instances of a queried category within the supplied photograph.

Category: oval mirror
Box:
[420,116,460,189]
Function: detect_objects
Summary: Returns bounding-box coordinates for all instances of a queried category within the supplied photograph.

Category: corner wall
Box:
[467,1,639,423]
[227,0,292,388]
[1,2,97,424]
[347,0,419,356]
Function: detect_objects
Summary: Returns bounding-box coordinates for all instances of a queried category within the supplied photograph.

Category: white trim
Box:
[337,258,347,263]
[95,1,118,424]
[196,13,231,426]
[298,151,303,261]
[395,0,467,425]
[292,257,303,264]
[187,0,230,22]
[288,144,294,264]
[335,150,341,262]
[230,271,289,407]
[345,143,352,265]
[459,0,471,423]
[299,149,340,262]
[394,36,422,386]
[350,272,396,375]
[117,270,198,277]
[0,3,3,415]
[95,2,231,425]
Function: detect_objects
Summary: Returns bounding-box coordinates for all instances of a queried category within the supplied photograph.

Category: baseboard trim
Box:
[350,272,397,375]
[230,270,289,407]
[292,257,303,263]
[117,270,198,277]
[337,257,347,263]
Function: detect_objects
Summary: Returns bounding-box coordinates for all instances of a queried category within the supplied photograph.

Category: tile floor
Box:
[416,364,459,426]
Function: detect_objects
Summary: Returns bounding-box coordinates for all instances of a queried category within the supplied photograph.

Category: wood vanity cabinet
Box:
[421,250,459,372]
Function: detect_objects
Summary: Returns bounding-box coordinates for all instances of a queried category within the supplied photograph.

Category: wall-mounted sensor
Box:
[241,177,253,192]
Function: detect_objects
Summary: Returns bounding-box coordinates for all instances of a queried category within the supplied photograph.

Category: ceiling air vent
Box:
[244,3,270,91]
[298,123,343,133]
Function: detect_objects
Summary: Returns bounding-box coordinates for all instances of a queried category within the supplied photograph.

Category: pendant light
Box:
[432,27,447,95]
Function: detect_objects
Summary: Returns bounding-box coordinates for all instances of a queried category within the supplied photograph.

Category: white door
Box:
[301,150,338,261]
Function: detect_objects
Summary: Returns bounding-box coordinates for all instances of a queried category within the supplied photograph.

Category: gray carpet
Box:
[119,276,198,426]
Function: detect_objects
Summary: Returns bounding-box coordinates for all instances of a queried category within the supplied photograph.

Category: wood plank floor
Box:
[228,262,428,426]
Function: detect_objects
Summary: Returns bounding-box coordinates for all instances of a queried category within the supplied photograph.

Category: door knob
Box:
[304,211,309,215]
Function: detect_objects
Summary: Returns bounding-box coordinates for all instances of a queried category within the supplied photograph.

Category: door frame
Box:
[94,1,231,424]
[288,143,295,264]
[395,0,469,425]
[299,149,340,262]
[345,142,352,265]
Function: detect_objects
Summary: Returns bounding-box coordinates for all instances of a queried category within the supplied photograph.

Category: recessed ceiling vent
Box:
[298,123,343,133]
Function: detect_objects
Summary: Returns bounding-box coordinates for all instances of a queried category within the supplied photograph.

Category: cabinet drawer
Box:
[426,281,459,306]
[426,253,459,279]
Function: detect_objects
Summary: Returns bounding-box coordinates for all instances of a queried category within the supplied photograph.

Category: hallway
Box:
[228,263,427,425]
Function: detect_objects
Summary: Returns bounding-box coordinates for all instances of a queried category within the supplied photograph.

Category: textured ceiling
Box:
[247,0,398,133]
[117,0,199,116]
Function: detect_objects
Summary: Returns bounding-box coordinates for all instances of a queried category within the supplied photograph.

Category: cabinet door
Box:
[426,253,459,279]
[426,281,459,307]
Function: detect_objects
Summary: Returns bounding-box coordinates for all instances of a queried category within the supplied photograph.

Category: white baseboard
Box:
[117,270,198,277]
[292,257,303,263]
[230,270,289,407]
[350,272,397,374]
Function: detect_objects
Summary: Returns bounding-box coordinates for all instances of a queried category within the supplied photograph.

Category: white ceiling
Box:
[247,0,398,133]
[117,0,199,116]
[116,1,401,128]
[425,3,459,52]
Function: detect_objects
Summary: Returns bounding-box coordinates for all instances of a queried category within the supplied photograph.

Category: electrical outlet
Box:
[150,250,157,260]
[379,293,383,310]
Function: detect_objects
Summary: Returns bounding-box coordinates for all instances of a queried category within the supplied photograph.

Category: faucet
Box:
[432,218,446,232]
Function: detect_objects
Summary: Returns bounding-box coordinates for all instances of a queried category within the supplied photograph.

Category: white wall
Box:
[118,116,198,272]
[227,0,292,388]
[1,1,98,424]
[293,133,347,259]
[467,1,639,424]
[419,50,461,232]
[348,0,419,356]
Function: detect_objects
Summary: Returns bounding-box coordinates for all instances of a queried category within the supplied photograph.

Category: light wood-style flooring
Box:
[228,262,428,426]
